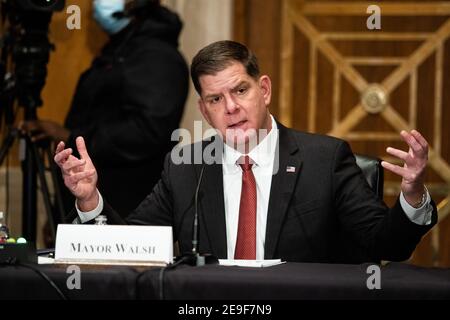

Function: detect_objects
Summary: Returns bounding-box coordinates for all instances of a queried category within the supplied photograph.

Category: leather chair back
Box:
[335,154,384,264]
[355,154,384,199]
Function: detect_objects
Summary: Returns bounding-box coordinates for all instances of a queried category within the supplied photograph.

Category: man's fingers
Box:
[76,136,90,160]
[411,130,429,151]
[381,161,408,178]
[62,158,86,172]
[55,141,65,154]
[386,147,409,162]
[400,130,423,154]
[54,148,72,165]
[382,161,421,182]
[66,170,95,185]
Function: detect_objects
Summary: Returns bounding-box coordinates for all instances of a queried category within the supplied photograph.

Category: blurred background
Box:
[0,0,449,267]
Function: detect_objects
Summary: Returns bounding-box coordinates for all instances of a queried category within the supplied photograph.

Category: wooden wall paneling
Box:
[40,0,108,123]
[235,0,450,267]
[233,0,282,119]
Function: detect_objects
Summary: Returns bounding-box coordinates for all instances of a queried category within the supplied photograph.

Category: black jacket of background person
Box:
[93,122,437,264]
[64,6,189,216]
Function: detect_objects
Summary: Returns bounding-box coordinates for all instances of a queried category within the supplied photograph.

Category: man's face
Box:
[198,62,272,149]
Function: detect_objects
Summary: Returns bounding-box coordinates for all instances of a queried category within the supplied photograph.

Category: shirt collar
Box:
[223,115,278,170]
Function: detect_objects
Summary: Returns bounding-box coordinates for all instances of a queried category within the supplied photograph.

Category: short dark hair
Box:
[190,40,260,95]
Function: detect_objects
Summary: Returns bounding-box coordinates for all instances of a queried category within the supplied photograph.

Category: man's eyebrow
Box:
[203,93,221,100]
[203,81,250,100]
[232,81,250,91]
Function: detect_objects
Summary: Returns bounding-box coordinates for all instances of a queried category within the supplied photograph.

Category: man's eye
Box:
[237,87,247,94]
[209,96,221,104]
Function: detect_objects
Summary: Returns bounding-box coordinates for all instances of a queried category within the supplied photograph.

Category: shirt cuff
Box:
[399,187,433,225]
[75,190,104,224]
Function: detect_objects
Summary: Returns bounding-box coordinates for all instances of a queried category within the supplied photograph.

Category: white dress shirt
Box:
[78,115,433,258]
[222,116,279,260]
[222,116,278,259]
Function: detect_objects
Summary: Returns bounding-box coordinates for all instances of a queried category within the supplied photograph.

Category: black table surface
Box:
[0,263,140,300]
[1,262,449,300]
[139,262,450,300]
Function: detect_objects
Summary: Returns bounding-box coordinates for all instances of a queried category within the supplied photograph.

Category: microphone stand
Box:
[156,164,217,300]
[173,164,217,267]
[191,164,205,266]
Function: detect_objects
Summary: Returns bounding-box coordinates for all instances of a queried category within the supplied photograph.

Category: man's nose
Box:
[224,95,239,114]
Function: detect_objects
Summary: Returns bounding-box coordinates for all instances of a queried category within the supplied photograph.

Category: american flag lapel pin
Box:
[286,166,296,173]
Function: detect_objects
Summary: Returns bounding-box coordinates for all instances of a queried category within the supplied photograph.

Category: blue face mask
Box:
[93,0,131,35]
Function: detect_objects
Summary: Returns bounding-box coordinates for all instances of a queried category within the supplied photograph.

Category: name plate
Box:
[55,224,173,266]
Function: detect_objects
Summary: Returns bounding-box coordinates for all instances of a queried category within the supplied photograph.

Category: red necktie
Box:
[234,156,257,259]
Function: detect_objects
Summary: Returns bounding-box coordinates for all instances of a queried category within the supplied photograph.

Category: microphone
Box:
[191,164,204,256]
[190,164,206,267]
[174,163,217,267]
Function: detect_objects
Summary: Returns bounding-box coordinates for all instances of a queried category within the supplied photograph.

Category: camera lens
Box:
[16,0,65,12]
[30,0,58,8]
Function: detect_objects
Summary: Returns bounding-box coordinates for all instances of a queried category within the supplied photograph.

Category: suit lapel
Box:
[197,137,227,258]
[264,123,302,259]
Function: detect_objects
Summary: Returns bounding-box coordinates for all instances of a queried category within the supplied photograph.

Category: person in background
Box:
[23,0,189,216]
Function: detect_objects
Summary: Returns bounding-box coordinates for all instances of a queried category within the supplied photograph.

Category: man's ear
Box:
[259,75,272,106]
[198,98,212,126]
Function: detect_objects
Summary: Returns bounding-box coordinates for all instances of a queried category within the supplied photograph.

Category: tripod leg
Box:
[0,127,19,166]
[21,136,37,242]
[46,147,67,223]
[30,140,56,240]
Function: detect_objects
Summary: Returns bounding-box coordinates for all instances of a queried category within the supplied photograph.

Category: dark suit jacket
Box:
[99,122,437,263]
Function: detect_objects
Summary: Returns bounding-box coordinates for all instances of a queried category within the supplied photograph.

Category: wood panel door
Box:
[235,0,450,267]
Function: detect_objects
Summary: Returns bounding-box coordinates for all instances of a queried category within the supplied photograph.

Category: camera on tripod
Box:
[1,0,65,112]
[0,0,66,244]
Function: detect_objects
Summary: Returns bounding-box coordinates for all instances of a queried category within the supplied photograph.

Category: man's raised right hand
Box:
[54,136,99,212]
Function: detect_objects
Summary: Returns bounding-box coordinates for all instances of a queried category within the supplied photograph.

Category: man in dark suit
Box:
[55,40,437,263]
